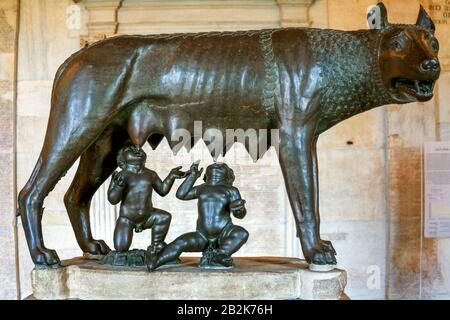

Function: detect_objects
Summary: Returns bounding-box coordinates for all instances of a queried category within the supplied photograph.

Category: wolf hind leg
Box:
[64,127,130,257]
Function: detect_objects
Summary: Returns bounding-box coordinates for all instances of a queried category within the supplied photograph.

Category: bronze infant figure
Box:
[146,162,249,271]
[107,145,187,253]
[17,3,440,268]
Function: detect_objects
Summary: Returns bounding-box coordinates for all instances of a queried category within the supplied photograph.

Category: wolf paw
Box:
[304,240,337,265]
[83,239,110,257]
[32,247,61,269]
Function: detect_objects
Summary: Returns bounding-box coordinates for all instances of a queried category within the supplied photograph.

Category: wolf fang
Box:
[178,304,211,318]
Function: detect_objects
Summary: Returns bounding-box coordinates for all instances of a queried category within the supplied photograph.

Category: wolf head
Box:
[368,3,440,103]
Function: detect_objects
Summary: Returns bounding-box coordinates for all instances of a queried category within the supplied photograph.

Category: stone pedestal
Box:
[32,256,347,300]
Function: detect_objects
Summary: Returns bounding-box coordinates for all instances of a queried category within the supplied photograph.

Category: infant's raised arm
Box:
[107,171,125,205]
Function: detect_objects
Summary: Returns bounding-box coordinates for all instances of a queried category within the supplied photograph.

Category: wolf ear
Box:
[368,3,389,30]
[417,5,435,34]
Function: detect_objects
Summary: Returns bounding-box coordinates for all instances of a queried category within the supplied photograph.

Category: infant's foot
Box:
[145,247,158,272]
[212,254,234,268]
[199,253,234,269]
[145,243,180,271]
[148,242,167,254]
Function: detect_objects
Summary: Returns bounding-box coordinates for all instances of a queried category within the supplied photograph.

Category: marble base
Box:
[32,256,347,300]
[309,263,336,272]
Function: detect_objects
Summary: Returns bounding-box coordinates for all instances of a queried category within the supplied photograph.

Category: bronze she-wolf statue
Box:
[18,3,440,268]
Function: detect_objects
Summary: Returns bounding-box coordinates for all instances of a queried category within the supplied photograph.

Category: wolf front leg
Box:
[278,122,336,265]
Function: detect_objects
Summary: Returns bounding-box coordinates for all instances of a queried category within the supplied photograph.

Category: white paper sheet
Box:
[424,141,450,238]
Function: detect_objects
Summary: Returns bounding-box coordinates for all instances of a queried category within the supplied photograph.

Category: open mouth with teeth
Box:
[391,78,436,100]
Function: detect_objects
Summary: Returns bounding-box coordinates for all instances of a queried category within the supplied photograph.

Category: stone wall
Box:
[6,0,450,300]
[0,0,19,300]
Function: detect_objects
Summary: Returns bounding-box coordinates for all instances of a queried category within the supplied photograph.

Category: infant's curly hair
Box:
[203,163,235,185]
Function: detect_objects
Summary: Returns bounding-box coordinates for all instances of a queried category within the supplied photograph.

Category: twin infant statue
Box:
[102,145,248,271]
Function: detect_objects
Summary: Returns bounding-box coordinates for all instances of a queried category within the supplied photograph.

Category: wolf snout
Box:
[420,58,440,73]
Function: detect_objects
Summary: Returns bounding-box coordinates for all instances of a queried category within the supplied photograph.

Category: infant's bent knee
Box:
[156,211,171,224]
[233,226,249,242]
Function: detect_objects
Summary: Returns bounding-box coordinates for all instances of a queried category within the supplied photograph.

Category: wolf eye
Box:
[391,39,403,51]
[431,38,439,53]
